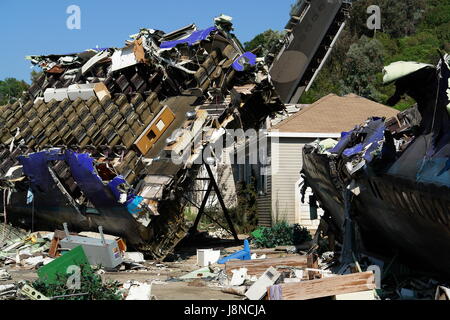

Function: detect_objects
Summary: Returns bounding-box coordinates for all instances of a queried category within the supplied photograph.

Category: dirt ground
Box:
[2,235,278,300]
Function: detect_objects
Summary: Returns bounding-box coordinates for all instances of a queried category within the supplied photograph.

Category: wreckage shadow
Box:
[169,231,243,262]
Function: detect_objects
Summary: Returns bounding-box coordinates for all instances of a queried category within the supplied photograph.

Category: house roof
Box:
[271,94,399,134]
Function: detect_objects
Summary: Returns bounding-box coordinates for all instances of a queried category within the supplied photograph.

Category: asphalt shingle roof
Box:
[272,94,399,133]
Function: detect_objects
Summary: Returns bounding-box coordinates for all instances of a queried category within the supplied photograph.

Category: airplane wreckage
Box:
[5,0,450,277]
[0,0,351,260]
[0,17,284,259]
[302,54,450,276]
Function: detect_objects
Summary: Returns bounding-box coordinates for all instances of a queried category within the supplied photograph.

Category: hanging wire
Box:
[430,69,441,133]
[31,192,35,233]
[1,190,7,244]
[3,189,7,225]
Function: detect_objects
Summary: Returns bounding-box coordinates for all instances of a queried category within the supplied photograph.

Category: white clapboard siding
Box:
[257,173,272,227]
[269,137,321,231]
[257,142,272,227]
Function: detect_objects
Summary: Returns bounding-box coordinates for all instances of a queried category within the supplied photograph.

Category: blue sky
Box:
[0,0,294,83]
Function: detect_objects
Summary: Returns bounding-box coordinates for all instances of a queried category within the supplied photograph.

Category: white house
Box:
[240,94,400,232]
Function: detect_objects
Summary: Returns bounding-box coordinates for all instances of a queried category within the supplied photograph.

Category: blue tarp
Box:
[329,130,355,155]
[232,52,257,72]
[18,150,65,193]
[64,150,114,207]
[19,149,142,214]
[160,27,216,49]
[330,118,386,162]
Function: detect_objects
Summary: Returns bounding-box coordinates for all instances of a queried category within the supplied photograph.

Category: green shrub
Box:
[253,222,312,248]
[30,264,122,300]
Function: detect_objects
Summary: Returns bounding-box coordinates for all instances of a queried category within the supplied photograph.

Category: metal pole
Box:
[305,21,347,92]
[204,164,239,242]
[193,183,213,231]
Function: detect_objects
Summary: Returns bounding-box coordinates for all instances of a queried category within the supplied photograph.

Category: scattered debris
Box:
[267,271,376,300]
[123,252,145,264]
[0,1,449,302]
[0,284,16,300]
[221,286,247,297]
[229,268,248,286]
[179,267,217,280]
[0,269,11,281]
[59,224,123,269]
[245,267,281,300]
[197,249,221,267]
[17,282,49,300]
[124,281,154,300]
[218,240,251,264]
[225,255,312,278]
[23,256,53,268]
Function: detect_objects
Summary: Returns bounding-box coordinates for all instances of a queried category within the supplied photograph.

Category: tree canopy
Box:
[0,78,29,105]
[243,0,449,110]
[301,0,450,109]
[244,29,284,57]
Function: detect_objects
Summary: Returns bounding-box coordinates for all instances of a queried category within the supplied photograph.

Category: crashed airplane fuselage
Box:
[302,55,450,277]
[0,18,283,259]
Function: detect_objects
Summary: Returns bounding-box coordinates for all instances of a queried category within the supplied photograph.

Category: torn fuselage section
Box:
[302,54,450,276]
[4,148,153,246]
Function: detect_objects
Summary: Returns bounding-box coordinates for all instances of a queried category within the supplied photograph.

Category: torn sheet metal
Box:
[111,46,139,72]
[81,50,111,75]
[382,61,434,84]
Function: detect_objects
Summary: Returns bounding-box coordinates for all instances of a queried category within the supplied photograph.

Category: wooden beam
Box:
[267,271,376,300]
[225,255,311,277]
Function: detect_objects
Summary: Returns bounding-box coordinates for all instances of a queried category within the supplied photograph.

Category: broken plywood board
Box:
[334,290,376,300]
[225,255,311,277]
[267,271,376,300]
[245,267,281,300]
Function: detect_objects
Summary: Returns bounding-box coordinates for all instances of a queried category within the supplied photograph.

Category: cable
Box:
[430,71,441,133]
[3,189,7,225]
[31,193,35,233]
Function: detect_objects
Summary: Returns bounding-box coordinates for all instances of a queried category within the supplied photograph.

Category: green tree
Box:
[340,36,385,101]
[349,0,426,38]
[244,29,284,57]
[0,78,29,105]
[301,0,449,110]
[31,70,43,83]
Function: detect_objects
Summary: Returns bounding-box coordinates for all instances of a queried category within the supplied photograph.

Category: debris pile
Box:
[0,16,284,260]
[1,227,449,300]
[0,224,53,268]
